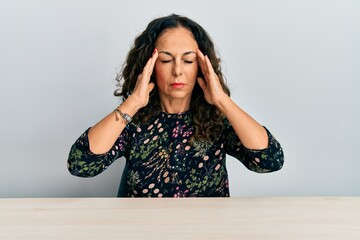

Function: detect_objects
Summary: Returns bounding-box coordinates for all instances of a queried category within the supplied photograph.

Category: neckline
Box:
[160,110,192,119]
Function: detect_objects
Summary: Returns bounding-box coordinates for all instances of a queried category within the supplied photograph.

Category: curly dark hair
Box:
[115,14,230,141]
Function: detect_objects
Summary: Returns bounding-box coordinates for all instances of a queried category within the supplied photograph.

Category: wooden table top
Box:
[0,197,359,240]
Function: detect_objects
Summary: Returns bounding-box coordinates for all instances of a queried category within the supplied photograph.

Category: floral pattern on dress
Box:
[68,111,284,197]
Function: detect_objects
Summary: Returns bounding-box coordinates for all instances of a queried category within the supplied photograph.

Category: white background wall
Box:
[1,0,359,197]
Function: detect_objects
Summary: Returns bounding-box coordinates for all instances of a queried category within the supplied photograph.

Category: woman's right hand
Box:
[129,49,158,108]
[88,49,158,154]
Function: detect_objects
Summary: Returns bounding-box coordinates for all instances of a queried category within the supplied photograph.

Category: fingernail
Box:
[152,48,157,55]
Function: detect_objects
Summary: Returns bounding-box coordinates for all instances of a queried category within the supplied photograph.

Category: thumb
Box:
[197,77,206,91]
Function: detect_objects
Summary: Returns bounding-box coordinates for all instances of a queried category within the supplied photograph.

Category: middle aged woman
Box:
[67,14,284,197]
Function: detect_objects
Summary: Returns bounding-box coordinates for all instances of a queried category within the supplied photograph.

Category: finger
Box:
[150,48,158,67]
[197,77,206,91]
[204,55,215,75]
[141,49,158,82]
[146,48,158,72]
[196,49,207,74]
[197,51,207,73]
[196,48,205,60]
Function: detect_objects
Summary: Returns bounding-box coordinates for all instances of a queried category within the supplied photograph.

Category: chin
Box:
[167,92,191,99]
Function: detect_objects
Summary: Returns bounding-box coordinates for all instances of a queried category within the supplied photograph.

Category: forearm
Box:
[215,95,268,150]
[88,95,142,154]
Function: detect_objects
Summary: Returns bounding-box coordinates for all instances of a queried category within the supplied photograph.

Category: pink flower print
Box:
[172,126,180,138]
[174,187,189,198]
[172,126,182,137]
[182,128,192,137]
[172,124,188,138]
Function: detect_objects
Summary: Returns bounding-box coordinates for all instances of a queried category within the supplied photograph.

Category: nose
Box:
[172,60,183,77]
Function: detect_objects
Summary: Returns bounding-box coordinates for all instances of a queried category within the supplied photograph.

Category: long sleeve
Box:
[224,120,284,173]
[67,127,130,177]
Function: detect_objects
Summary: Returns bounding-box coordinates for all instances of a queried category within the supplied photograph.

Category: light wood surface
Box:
[0,197,359,239]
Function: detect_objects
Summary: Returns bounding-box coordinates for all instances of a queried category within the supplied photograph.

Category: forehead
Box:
[156,27,198,51]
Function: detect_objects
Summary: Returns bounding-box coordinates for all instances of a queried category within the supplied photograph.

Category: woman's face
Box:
[154,27,199,102]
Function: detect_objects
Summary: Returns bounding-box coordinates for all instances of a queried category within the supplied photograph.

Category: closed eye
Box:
[184,60,194,64]
[160,60,172,63]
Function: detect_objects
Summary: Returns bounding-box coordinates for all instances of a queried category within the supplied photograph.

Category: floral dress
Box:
[67,111,284,197]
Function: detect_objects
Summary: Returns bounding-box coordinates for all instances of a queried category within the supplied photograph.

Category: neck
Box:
[159,96,191,114]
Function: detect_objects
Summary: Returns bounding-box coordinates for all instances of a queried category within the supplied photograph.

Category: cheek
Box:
[186,64,199,80]
[154,64,165,85]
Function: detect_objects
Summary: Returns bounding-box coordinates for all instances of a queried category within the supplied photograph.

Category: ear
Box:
[148,82,155,92]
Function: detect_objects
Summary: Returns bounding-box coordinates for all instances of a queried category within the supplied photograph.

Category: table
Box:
[0,197,359,239]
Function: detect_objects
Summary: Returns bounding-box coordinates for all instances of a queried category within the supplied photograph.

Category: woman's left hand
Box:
[196,49,227,105]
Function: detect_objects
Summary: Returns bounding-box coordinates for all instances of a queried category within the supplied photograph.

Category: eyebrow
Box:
[158,51,196,57]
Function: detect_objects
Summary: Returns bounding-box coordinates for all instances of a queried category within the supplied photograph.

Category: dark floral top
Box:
[68,111,284,197]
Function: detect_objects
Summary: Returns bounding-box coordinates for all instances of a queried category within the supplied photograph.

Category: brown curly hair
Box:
[114,14,230,141]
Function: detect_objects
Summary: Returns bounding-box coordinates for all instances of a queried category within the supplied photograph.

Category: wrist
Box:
[114,108,132,124]
[213,93,231,111]
[123,95,144,113]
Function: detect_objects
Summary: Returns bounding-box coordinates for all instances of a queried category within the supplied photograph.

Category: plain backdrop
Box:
[0,0,359,197]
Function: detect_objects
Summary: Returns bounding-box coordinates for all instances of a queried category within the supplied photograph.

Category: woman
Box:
[67,14,284,197]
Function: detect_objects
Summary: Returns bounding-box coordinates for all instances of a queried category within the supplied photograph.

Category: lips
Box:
[170,83,185,89]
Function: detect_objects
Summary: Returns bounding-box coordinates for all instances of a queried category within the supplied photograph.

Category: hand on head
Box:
[130,49,159,108]
[196,49,226,105]
[131,47,226,109]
